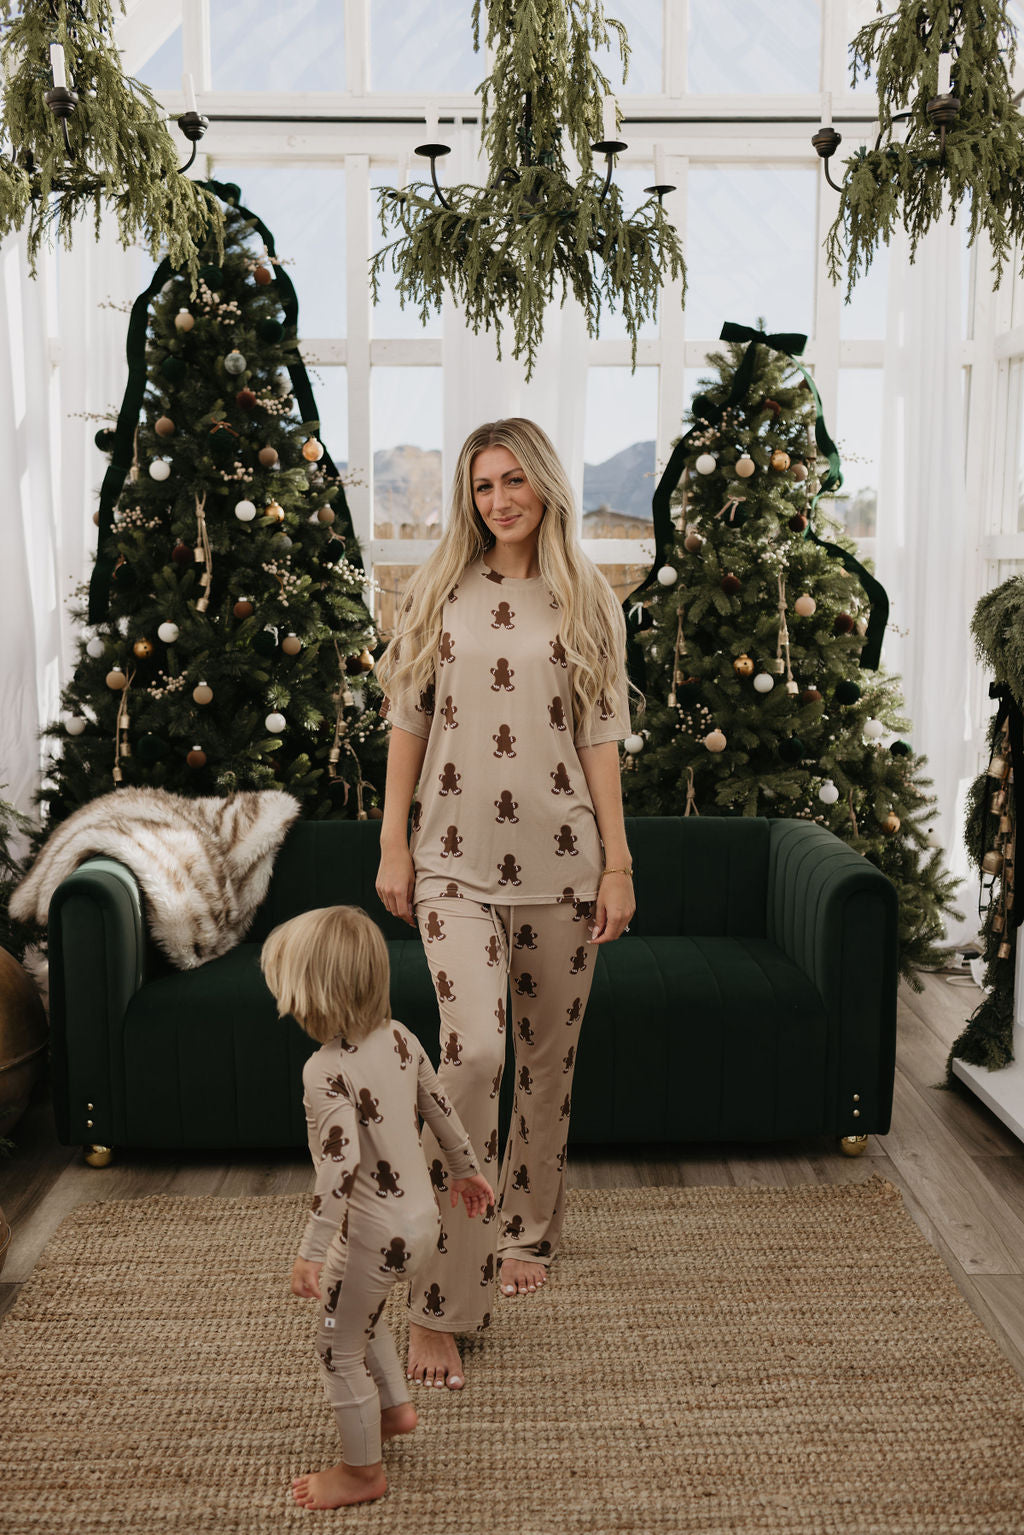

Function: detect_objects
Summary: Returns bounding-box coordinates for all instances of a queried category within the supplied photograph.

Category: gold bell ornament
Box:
[733,654,755,678]
[982,849,1004,875]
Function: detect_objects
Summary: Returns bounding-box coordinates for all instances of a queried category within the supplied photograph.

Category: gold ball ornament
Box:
[132,639,154,659]
[733,654,755,677]
[770,449,791,472]
[192,682,213,705]
[258,445,279,468]
[154,415,176,437]
[358,647,376,672]
[704,728,727,753]
[174,309,194,332]
[683,530,704,553]
[883,811,901,835]
[301,437,325,462]
[317,506,336,525]
[186,745,207,768]
[265,501,285,522]
[982,849,1005,875]
[281,634,302,656]
[794,593,817,617]
[105,667,127,691]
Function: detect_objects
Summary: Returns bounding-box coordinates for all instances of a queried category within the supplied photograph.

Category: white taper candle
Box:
[654,145,666,186]
[821,91,833,128]
[49,43,67,90]
[937,52,952,96]
[182,72,198,114]
[603,93,617,142]
[424,108,438,145]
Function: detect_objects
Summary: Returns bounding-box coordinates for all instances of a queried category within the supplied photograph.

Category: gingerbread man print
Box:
[326,1277,343,1314]
[418,682,436,716]
[485,933,502,966]
[503,1214,526,1241]
[356,1088,383,1126]
[512,1164,531,1193]
[513,922,538,949]
[393,1028,413,1067]
[549,636,568,667]
[490,657,515,691]
[410,800,422,833]
[429,1158,448,1192]
[570,945,588,975]
[322,1126,349,1161]
[436,970,456,1002]
[425,911,446,943]
[438,762,462,795]
[489,1066,503,1099]
[379,1238,411,1275]
[439,630,456,664]
[480,1253,495,1287]
[519,1112,530,1144]
[514,973,537,999]
[423,1284,446,1317]
[494,997,506,1032]
[563,1045,576,1075]
[519,1064,533,1095]
[440,880,463,898]
[440,825,463,857]
[555,824,578,856]
[560,1092,571,1120]
[495,789,519,823]
[548,696,567,730]
[324,1074,349,1099]
[497,852,522,886]
[565,996,583,1025]
[492,724,517,757]
[442,694,458,729]
[550,761,573,795]
[373,1160,404,1198]
[491,600,515,629]
[444,1031,463,1066]
[483,1128,499,1163]
[518,1016,535,1044]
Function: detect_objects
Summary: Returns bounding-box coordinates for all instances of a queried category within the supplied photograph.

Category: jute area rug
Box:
[3,1176,1024,1535]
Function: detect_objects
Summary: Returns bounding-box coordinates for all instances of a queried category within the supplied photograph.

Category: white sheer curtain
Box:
[875,218,980,945]
[0,221,146,824]
[441,121,590,512]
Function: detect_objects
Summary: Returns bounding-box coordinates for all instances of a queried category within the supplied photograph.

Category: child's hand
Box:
[291,1256,323,1300]
[450,1172,494,1218]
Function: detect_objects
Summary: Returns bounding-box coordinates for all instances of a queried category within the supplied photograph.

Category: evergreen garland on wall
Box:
[0,0,223,278]
[826,0,1024,297]
[369,0,685,379]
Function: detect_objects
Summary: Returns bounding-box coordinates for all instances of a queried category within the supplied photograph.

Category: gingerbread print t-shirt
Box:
[380,555,631,905]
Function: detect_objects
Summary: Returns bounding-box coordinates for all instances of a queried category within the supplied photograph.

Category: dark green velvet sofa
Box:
[47,815,898,1164]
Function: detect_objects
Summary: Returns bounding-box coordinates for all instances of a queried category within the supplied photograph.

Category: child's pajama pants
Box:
[409,893,597,1334]
[316,1211,437,1464]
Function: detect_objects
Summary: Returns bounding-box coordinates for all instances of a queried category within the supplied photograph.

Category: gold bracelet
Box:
[601,866,633,878]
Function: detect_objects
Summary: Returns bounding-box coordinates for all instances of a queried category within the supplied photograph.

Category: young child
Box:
[260,904,494,1510]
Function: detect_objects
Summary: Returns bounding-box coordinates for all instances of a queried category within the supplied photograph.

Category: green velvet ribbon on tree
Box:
[87,180,357,624]
[622,321,890,690]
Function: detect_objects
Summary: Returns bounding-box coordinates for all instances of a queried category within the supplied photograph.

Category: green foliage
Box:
[621,336,962,988]
[42,199,388,826]
[0,0,224,279]
[827,0,1024,296]
[369,1,685,379]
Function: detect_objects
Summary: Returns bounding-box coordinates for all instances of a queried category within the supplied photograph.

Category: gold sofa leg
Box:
[839,1135,869,1157]
[83,1144,115,1167]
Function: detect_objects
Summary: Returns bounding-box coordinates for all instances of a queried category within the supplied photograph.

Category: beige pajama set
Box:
[299,1023,478,1463]
[381,554,630,1334]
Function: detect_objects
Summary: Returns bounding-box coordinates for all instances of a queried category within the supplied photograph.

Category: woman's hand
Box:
[376,842,417,927]
[589,871,635,944]
[450,1173,495,1218]
[291,1257,323,1300]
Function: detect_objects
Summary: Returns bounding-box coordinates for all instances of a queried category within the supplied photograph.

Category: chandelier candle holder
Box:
[370,0,685,380]
[813,0,1024,297]
[0,5,223,279]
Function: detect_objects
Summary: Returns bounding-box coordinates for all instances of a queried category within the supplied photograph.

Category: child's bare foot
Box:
[499,1257,547,1295]
[381,1401,418,1439]
[407,1321,464,1388]
[291,1461,386,1509]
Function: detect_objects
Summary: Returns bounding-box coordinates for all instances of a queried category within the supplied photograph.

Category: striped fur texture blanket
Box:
[11,788,300,973]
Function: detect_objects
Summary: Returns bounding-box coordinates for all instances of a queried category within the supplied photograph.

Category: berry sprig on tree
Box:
[42,187,388,825]
[620,329,961,985]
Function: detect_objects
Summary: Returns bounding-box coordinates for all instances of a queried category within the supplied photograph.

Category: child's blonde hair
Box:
[260,905,390,1045]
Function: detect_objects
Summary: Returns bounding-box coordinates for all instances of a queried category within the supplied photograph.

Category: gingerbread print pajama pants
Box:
[409,893,597,1334]
[316,1210,438,1464]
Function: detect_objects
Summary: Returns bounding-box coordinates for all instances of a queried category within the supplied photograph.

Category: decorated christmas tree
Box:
[41,182,388,825]
[620,325,961,986]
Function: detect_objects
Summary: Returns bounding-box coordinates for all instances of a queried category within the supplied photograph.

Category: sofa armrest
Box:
[766,819,899,1131]
[48,857,149,1147]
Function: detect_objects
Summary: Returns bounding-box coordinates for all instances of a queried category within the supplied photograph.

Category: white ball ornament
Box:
[86,636,106,659]
[157,621,180,644]
[234,500,257,523]
[864,718,885,739]
[704,728,727,753]
[734,456,756,479]
[265,711,287,734]
[623,734,645,755]
[63,714,87,736]
[818,780,840,805]
[148,458,171,481]
[224,349,247,375]
[695,453,717,476]
[105,667,127,691]
[753,672,775,693]
[794,594,817,617]
[656,566,678,587]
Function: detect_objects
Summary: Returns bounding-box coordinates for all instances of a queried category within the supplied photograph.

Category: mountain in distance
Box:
[583,439,656,522]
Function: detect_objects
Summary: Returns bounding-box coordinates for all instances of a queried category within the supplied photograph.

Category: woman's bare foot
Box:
[499,1257,547,1295]
[381,1401,418,1439]
[291,1461,386,1509]
[407,1321,464,1388]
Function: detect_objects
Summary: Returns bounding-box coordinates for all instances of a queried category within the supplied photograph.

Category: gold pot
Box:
[0,946,47,1138]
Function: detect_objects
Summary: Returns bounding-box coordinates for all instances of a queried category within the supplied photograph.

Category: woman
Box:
[375,417,640,1391]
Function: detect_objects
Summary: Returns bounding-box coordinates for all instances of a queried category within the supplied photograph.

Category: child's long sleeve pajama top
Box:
[300,1020,478,1465]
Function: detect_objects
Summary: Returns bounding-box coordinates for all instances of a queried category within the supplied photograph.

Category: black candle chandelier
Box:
[38,44,208,171]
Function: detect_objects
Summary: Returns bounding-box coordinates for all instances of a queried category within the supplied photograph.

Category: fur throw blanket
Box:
[11,788,300,971]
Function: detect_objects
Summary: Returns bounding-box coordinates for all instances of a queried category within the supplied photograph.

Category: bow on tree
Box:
[622,321,890,690]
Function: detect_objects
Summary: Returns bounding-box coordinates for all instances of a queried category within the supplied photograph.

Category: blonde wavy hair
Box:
[260,905,390,1045]
[375,417,644,733]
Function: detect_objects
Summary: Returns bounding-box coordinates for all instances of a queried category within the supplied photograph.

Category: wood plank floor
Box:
[4,966,1024,1387]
